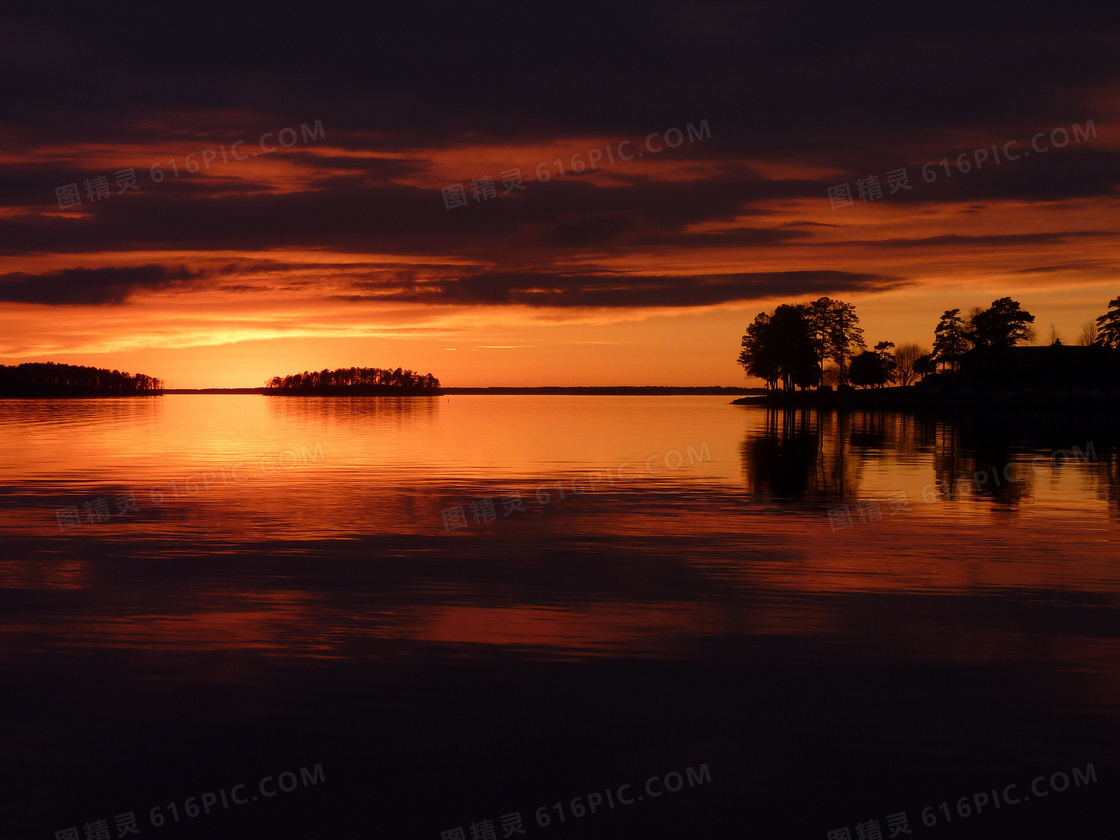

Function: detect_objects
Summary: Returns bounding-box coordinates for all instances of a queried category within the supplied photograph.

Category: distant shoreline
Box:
[163,388,263,395]
[440,386,761,395]
[158,386,763,396]
[2,385,764,398]
[0,392,165,399]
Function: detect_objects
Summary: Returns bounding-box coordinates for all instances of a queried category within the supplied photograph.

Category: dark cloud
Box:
[836,232,1109,249]
[0,0,1117,313]
[3,0,1118,163]
[1013,260,1117,274]
[337,269,901,308]
[0,168,801,257]
[0,265,201,305]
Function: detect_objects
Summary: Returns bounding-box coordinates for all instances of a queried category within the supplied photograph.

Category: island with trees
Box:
[735,294,1120,407]
[264,366,442,395]
[0,362,163,397]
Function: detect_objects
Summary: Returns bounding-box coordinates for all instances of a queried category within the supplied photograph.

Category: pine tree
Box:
[1095,296,1120,348]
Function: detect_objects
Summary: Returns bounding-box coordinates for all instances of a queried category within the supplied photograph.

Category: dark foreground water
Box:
[1,396,1117,839]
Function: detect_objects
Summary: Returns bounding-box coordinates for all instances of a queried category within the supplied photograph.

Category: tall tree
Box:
[893,343,928,386]
[1095,296,1120,348]
[738,312,780,390]
[967,297,1036,348]
[737,306,819,391]
[874,340,898,384]
[805,296,837,387]
[932,309,970,372]
[828,300,865,386]
[770,304,820,391]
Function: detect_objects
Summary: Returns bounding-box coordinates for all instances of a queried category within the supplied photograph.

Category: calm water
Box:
[1,396,1117,839]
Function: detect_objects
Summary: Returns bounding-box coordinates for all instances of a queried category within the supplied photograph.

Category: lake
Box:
[1,395,1117,839]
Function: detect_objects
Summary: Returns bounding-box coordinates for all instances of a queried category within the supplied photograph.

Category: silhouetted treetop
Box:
[739,305,819,391]
[967,297,1036,349]
[933,309,969,372]
[848,342,898,389]
[1096,296,1120,348]
[893,343,929,386]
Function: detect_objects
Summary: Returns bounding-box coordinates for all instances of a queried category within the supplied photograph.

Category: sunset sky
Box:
[1,2,1118,388]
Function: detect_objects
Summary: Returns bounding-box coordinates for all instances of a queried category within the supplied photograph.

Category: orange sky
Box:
[2,15,1118,388]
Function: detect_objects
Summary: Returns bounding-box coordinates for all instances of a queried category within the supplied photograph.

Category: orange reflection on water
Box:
[0,397,1117,723]
[62,609,328,652]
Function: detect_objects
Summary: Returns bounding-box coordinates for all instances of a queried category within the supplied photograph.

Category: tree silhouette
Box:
[967,297,1036,348]
[738,305,819,391]
[805,296,838,386]
[0,363,162,395]
[264,367,441,393]
[828,301,865,386]
[913,354,936,381]
[893,343,928,386]
[848,352,879,388]
[1095,296,1120,348]
[771,305,820,390]
[933,309,970,372]
[1079,319,1100,346]
[874,340,898,383]
[739,298,868,389]
[849,342,896,388]
[735,295,1120,397]
[738,312,780,390]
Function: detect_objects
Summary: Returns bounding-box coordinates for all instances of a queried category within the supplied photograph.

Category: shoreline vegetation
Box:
[734,294,1120,411]
[734,345,1120,409]
[0,359,765,399]
[264,367,441,395]
[732,346,1120,444]
[0,363,163,398]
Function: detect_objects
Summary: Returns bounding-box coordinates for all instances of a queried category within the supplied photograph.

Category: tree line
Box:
[738,294,1120,390]
[0,363,163,395]
[265,367,441,393]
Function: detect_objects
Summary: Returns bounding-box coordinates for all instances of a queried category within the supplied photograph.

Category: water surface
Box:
[1,396,1117,838]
